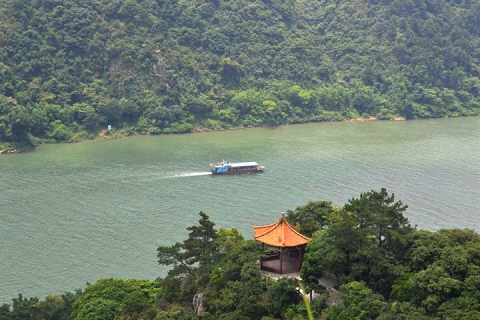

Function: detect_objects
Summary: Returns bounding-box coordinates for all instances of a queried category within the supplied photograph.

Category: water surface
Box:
[1,117,479,302]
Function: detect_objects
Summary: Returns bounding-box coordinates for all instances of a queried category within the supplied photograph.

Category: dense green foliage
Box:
[71,278,161,320]
[298,190,480,319]
[1,0,480,149]
[301,189,414,297]
[0,291,81,320]
[4,190,480,319]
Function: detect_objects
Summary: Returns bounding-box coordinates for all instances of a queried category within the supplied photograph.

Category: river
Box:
[1,117,479,303]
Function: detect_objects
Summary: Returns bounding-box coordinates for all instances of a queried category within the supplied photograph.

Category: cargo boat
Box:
[210,161,265,174]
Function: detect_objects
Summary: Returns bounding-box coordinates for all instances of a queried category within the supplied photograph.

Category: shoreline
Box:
[0,115,451,155]
[79,116,404,143]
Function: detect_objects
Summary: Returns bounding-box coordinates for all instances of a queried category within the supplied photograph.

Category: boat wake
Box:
[171,172,212,178]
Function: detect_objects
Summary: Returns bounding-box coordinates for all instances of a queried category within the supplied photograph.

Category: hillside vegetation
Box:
[1,0,480,149]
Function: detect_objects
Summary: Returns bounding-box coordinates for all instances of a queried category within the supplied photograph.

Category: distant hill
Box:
[1,0,479,148]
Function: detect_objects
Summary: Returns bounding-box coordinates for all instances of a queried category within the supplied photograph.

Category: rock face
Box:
[0,149,17,154]
[318,273,343,307]
[153,49,166,84]
[193,292,206,316]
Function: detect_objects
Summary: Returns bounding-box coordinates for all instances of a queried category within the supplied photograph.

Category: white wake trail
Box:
[171,172,213,177]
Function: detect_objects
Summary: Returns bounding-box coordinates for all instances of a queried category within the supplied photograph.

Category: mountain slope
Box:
[0,0,479,148]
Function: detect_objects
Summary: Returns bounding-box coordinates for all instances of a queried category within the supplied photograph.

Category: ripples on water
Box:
[0,117,479,303]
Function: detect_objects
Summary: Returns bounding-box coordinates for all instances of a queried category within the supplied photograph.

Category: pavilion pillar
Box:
[261,243,265,268]
[296,246,302,271]
[280,247,284,274]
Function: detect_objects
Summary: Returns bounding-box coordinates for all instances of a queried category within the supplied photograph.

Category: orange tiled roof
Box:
[252,215,310,247]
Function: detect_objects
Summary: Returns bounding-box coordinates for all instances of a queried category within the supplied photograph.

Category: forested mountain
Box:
[1,0,480,149]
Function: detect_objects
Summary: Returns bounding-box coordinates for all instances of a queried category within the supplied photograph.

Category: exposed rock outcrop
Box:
[153,49,166,84]
[193,292,206,316]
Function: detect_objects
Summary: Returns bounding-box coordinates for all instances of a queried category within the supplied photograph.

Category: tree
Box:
[75,299,120,320]
[286,200,336,237]
[47,120,72,142]
[97,99,123,126]
[344,188,413,254]
[157,212,217,303]
[0,290,81,320]
[213,239,264,284]
[157,211,217,274]
[71,278,160,320]
[207,262,268,320]
[215,227,245,251]
[325,281,386,320]
[157,242,193,276]
[74,104,99,130]
[0,304,10,320]
[301,189,414,298]
[266,277,302,319]
[182,210,218,288]
[396,229,480,317]
[8,294,41,320]
[44,291,81,320]
[220,57,243,85]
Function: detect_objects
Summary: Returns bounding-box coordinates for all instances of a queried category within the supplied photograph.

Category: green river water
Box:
[1,117,479,302]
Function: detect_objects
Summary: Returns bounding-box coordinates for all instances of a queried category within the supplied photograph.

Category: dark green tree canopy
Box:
[157,211,217,276]
[286,200,336,237]
[302,188,414,297]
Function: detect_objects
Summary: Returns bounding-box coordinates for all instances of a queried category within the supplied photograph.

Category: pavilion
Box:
[252,213,311,274]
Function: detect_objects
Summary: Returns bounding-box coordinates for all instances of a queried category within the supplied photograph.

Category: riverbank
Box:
[0,144,22,154]
[0,149,17,154]
[68,115,404,142]
[0,115,420,154]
